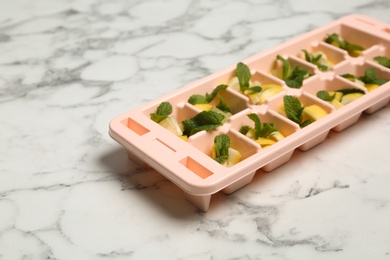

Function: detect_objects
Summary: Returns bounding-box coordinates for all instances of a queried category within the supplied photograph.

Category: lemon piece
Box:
[365,84,379,92]
[159,117,183,136]
[348,50,362,57]
[228,77,240,92]
[211,107,232,124]
[259,85,283,104]
[354,79,365,88]
[302,105,328,122]
[269,131,285,142]
[328,91,343,102]
[211,145,216,159]
[180,135,188,141]
[278,104,287,117]
[248,92,261,105]
[245,129,256,140]
[271,59,284,79]
[256,138,276,147]
[194,104,213,111]
[226,147,241,167]
[341,93,364,105]
[330,99,344,109]
[251,80,262,87]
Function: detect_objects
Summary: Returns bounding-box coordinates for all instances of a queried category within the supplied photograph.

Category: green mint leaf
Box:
[239,125,251,135]
[343,41,365,52]
[205,84,228,103]
[325,33,344,48]
[283,95,303,125]
[258,122,278,138]
[359,68,389,85]
[374,56,390,68]
[249,86,262,93]
[214,134,230,164]
[336,88,365,95]
[182,110,225,136]
[300,119,313,128]
[317,90,335,101]
[284,66,308,88]
[150,102,172,123]
[341,73,357,81]
[247,113,262,139]
[188,94,208,105]
[277,55,292,79]
[215,95,231,113]
[317,64,328,72]
[302,50,312,62]
[236,62,251,91]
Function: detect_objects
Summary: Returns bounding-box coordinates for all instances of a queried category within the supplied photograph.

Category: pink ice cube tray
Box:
[109,14,390,212]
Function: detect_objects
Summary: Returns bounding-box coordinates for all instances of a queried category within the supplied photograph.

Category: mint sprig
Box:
[302,50,328,72]
[374,56,390,68]
[325,33,365,56]
[246,113,278,139]
[150,102,173,123]
[188,84,231,112]
[317,90,335,101]
[358,68,388,85]
[213,134,230,164]
[276,55,309,88]
[236,62,262,94]
[182,110,225,136]
[283,95,312,128]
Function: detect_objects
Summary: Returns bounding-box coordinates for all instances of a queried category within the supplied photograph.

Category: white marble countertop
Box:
[1,0,390,259]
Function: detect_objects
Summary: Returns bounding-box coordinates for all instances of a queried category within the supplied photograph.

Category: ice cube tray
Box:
[109,14,390,212]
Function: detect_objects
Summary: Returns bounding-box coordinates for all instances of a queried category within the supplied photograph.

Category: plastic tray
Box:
[109,14,390,211]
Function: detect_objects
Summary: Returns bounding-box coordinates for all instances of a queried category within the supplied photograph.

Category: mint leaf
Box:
[150,102,172,123]
[277,55,292,79]
[374,56,390,68]
[302,50,328,72]
[283,95,303,125]
[344,41,365,52]
[247,113,277,139]
[213,134,230,164]
[182,110,225,136]
[249,86,262,93]
[302,50,312,63]
[215,95,231,113]
[205,84,228,103]
[258,122,278,138]
[284,65,308,88]
[340,73,357,81]
[325,33,343,47]
[317,91,335,101]
[300,119,313,128]
[236,62,251,91]
[239,125,251,135]
[337,88,365,95]
[188,94,208,105]
[359,68,388,85]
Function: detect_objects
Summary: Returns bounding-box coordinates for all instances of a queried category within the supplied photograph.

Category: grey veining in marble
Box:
[1,0,390,259]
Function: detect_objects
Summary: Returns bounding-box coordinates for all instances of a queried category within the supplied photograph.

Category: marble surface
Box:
[1,0,390,259]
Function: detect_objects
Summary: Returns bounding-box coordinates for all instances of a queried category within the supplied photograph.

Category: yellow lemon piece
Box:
[341,93,364,105]
[211,145,216,159]
[228,77,240,92]
[271,59,284,79]
[278,104,287,117]
[248,92,261,105]
[159,117,183,136]
[269,131,285,142]
[348,50,363,57]
[226,147,241,167]
[259,86,283,104]
[328,91,343,102]
[330,99,344,109]
[365,84,379,92]
[256,138,276,147]
[302,105,328,122]
[194,103,213,111]
[245,129,256,140]
[330,41,340,48]
[180,135,188,141]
